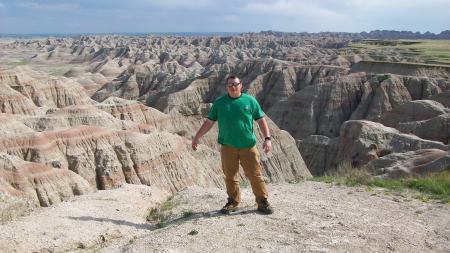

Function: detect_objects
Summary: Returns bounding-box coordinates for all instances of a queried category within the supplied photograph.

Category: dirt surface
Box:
[1,181,449,253]
[0,184,170,253]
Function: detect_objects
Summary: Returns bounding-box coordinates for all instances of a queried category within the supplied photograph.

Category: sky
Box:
[0,0,449,34]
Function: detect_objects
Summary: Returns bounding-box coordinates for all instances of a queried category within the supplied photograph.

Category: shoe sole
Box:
[219,207,238,214]
[256,208,274,215]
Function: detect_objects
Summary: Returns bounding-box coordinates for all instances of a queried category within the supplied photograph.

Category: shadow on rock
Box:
[147,206,258,230]
[67,216,152,230]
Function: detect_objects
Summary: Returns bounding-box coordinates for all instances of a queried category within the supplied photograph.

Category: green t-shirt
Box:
[208,93,265,148]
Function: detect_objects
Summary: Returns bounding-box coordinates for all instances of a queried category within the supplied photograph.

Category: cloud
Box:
[1,0,448,33]
[139,0,217,9]
[346,0,450,8]
[16,0,78,11]
[212,15,241,23]
[243,0,349,25]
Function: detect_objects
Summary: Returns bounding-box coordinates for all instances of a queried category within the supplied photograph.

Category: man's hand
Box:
[192,137,199,151]
[263,139,272,153]
[257,117,272,153]
[191,119,215,151]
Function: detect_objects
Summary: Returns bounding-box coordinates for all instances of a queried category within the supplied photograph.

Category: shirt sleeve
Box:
[207,102,218,121]
[252,97,265,120]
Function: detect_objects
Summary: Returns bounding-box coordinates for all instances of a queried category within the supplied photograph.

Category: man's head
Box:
[226,75,242,98]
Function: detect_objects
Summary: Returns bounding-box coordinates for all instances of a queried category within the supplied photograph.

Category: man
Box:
[192,75,274,215]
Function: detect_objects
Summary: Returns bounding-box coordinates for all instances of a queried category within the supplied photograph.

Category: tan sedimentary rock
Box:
[377,100,448,127]
[0,69,40,115]
[0,153,93,212]
[337,120,448,168]
[0,67,95,115]
[0,120,310,194]
[297,135,339,176]
[269,73,450,141]
[96,97,172,130]
[5,34,450,202]
[376,100,449,144]
[0,73,311,211]
[21,105,126,132]
[365,149,450,178]
[268,73,368,139]
[397,114,450,144]
[431,90,450,108]
[0,125,223,192]
[0,114,35,135]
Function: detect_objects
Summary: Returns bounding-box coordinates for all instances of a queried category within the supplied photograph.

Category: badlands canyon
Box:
[0,32,449,252]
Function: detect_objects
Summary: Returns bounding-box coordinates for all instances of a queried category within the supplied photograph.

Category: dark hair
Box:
[226,75,240,82]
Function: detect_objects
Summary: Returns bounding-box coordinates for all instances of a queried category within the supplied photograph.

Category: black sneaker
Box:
[220,197,239,214]
[257,198,274,215]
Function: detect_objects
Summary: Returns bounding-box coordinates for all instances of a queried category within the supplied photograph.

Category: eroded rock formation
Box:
[1,33,449,216]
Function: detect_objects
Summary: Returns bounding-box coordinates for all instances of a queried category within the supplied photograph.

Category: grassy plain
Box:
[350,39,450,65]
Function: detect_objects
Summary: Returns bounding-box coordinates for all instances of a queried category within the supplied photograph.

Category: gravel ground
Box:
[1,181,449,253]
[102,182,450,253]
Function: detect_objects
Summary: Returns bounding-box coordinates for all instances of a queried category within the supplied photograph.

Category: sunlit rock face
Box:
[365,149,450,179]
[1,32,450,214]
[0,42,312,213]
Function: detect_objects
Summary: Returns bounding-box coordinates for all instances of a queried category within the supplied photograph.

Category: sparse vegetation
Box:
[310,175,336,184]
[161,200,174,211]
[188,229,199,235]
[311,164,450,203]
[146,199,174,229]
[6,60,28,66]
[182,211,194,218]
[128,235,137,245]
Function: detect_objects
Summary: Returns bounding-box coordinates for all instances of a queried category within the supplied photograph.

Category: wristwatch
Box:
[264,137,271,141]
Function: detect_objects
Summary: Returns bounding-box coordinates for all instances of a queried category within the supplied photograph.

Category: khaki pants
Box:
[220,145,268,204]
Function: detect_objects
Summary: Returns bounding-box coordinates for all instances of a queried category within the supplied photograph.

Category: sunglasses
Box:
[227,82,241,87]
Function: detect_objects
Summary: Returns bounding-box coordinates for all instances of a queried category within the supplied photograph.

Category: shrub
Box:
[146,199,174,229]
[188,229,199,235]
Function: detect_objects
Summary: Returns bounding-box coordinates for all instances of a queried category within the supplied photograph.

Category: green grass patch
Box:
[146,199,174,229]
[403,171,450,202]
[311,170,450,203]
[161,200,173,211]
[349,39,450,64]
[311,175,337,183]
[370,179,403,191]
[6,60,28,66]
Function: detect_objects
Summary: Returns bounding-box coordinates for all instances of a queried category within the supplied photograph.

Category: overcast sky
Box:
[0,0,449,34]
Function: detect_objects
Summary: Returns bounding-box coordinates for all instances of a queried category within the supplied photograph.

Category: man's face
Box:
[226,78,242,98]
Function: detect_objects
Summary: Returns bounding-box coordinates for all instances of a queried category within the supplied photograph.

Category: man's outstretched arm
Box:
[257,117,272,153]
[192,119,216,151]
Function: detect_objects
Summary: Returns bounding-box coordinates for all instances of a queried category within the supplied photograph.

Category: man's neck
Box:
[228,92,242,98]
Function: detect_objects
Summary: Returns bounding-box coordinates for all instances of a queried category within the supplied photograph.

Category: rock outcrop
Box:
[337,120,448,168]
[376,100,450,144]
[0,65,311,213]
[0,152,93,220]
[0,67,95,115]
[297,135,339,176]
[2,33,450,205]
[366,149,450,178]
